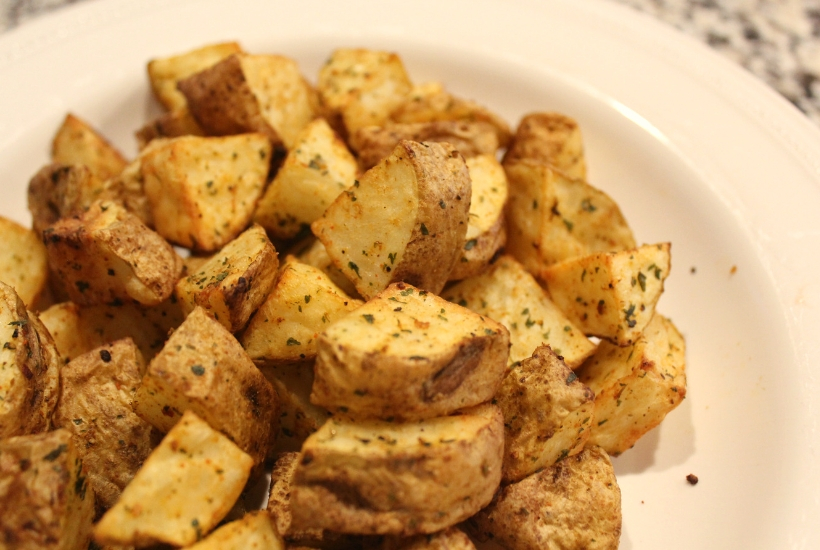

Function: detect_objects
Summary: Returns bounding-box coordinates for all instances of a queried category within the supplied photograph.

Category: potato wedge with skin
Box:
[178,53,316,149]
[312,140,471,300]
[254,118,358,241]
[241,257,363,364]
[134,307,278,468]
[42,201,183,307]
[503,112,587,180]
[140,134,271,251]
[52,113,127,181]
[0,429,94,550]
[183,511,285,550]
[380,527,476,550]
[578,313,686,455]
[469,445,621,550]
[290,403,504,536]
[0,215,49,306]
[175,224,279,333]
[442,256,596,369]
[93,410,254,548]
[540,243,671,346]
[312,282,509,421]
[53,338,156,515]
[496,345,595,483]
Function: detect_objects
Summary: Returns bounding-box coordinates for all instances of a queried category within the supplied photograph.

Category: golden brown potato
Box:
[175,224,279,333]
[540,243,671,346]
[503,112,587,180]
[27,163,104,234]
[42,200,183,306]
[495,345,595,483]
[469,446,621,550]
[578,313,686,455]
[290,403,504,536]
[183,511,285,550]
[380,527,476,550]
[134,306,279,468]
[0,215,49,307]
[93,410,254,548]
[0,429,95,550]
[52,338,156,515]
[312,140,471,300]
[140,134,271,251]
[51,113,128,182]
[312,282,509,421]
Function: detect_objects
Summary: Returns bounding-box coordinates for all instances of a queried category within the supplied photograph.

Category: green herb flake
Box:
[348,261,361,278]
[286,337,301,346]
[43,444,68,462]
[464,239,477,250]
[638,272,647,291]
[439,200,447,209]
[362,314,375,324]
[420,223,429,236]
[566,372,578,385]
[190,365,205,376]
[304,295,311,304]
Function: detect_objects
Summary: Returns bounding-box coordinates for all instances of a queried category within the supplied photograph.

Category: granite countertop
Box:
[1,0,819,127]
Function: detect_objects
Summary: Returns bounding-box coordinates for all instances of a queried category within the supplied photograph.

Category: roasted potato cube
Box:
[503,112,587,180]
[134,306,278,468]
[178,53,316,149]
[317,48,413,136]
[540,243,671,346]
[254,118,358,241]
[442,256,596,369]
[448,154,508,281]
[504,161,636,272]
[296,238,360,298]
[241,257,363,364]
[0,429,94,550]
[93,410,254,548]
[147,41,244,111]
[380,527,476,550]
[469,445,621,550]
[495,345,594,482]
[312,282,509,421]
[42,201,183,306]
[136,108,205,148]
[312,140,471,300]
[184,511,285,550]
[27,163,104,234]
[53,338,156,515]
[290,403,504,536]
[0,215,49,306]
[578,313,686,455]
[140,134,271,251]
[51,113,127,181]
[175,224,279,333]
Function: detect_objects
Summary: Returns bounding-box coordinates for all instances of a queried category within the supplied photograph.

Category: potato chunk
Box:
[136,108,205,148]
[27,163,104,234]
[540,243,671,346]
[312,140,471,300]
[290,403,504,536]
[183,511,285,550]
[469,445,621,550]
[175,224,279,332]
[504,112,587,180]
[0,215,49,306]
[51,113,127,181]
[134,307,278,468]
[578,313,686,455]
[42,201,183,306]
[0,429,94,550]
[93,410,253,548]
[296,238,360,298]
[312,282,509,420]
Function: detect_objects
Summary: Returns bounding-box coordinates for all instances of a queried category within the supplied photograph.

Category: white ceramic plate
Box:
[2,0,820,547]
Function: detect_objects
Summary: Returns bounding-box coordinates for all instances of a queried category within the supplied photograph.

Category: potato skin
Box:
[503,112,587,180]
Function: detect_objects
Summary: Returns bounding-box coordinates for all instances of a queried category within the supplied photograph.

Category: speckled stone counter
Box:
[2,0,819,126]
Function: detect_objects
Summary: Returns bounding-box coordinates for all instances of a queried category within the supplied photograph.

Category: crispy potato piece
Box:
[0,429,94,550]
[350,120,499,171]
[495,345,594,483]
[51,113,128,182]
[312,140,471,300]
[184,511,285,550]
[241,257,363,364]
[27,163,103,234]
[503,112,587,180]
[0,215,49,306]
[134,307,278,468]
[448,154,508,281]
[317,48,413,137]
[147,41,245,111]
[312,282,509,421]
[296,238,361,298]
[390,82,511,148]
[178,53,316,149]
[254,118,358,241]
[578,313,686,455]
[380,527,476,550]
[175,224,279,333]
[140,134,271,251]
[540,243,671,346]
[442,256,596,369]
[93,410,253,548]
[469,446,621,550]
[504,161,636,272]
[136,108,205,148]
[38,298,184,362]
[52,338,156,515]
[42,201,183,306]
